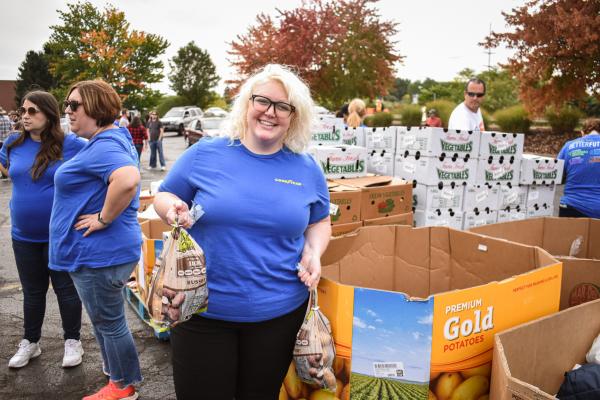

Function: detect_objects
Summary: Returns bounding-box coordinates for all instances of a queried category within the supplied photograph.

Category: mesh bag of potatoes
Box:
[293,288,337,392]
[146,224,208,327]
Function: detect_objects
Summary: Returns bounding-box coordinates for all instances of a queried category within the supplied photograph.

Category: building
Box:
[0,81,17,112]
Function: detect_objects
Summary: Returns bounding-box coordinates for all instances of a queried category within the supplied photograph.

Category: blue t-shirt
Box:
[159,137,330,322]
[0,133,86,242]
[49,127,142,272]
[557,133,600,218]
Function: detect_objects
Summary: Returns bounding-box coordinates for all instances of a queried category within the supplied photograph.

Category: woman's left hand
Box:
[74,213,109,237]
[297,246,321,290]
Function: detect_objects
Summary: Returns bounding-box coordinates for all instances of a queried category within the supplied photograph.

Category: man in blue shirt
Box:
[557,118,600,218]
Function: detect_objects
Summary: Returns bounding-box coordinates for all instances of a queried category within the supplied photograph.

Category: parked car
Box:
[204,107,228,117]
[184,116,227,147]
[161,106,203,135]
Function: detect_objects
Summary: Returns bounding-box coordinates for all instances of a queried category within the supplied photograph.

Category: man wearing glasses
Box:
[448,78,486,131]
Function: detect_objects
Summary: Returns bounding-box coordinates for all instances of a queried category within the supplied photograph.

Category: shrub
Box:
[398,105,422,127]
[545,106,583,134]
[481,108,492,130]
[493,105,531,133]
[424,100,456,128]
[364,112,393,127]
[155,95,190,117]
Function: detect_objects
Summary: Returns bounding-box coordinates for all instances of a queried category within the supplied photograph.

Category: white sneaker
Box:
[145,166,156,171]
[8,339,41,368]
[62,339,84,367]
[102,361,110,377]
[160,166,166,171]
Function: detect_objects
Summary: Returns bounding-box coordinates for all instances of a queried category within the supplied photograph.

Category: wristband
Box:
[98,212,111,226]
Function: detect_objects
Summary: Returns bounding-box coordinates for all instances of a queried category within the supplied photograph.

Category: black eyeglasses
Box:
[466,92,485,98]
[250,95,295,118]
[17,106,41,116]
[63,100,83,112]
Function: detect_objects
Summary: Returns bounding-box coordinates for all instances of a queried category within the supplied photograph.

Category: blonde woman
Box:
[347,98,367,128]
[154,64,331,399]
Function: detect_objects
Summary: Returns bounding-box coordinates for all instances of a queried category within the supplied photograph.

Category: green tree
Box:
[44,1,169,110]
[15,50,56,105]
[169,42,220,108]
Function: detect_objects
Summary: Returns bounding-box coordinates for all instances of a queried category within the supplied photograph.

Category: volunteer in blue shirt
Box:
[0,91,85,370]
[49,80,142,400]
[557,118,600,218]
[154,64,331,400]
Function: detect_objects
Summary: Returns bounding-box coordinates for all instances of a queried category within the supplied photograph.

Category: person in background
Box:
[375,98,385,113]
[0,91,85,370]
[8,110,20,129]
[425,108,443,127]
[153,64,331,400]
[50,80,142,400]
[118,109,129,128]
[347,98,367,128]
[0,107,11,151]
[557,118,600,219]
[146,111,166,171]
[127,115,148,163]
[336,103,349,124]
[448,78,486,131]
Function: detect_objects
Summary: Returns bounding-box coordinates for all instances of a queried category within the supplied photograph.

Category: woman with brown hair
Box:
[0,90,86,369]
[127,115,148,162]
[49,79,142,400]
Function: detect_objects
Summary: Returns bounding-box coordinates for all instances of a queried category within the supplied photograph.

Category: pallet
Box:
[125,286,170,341]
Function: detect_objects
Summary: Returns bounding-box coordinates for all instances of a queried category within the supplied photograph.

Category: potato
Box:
[309,389,339,400]
[429,389,438,400]
[460,363,492,379]
[322,368,337,390]
[284,363,304,399]
[279,384,289,400]
[340,384,350,400]
[435,372,463,400]
[449,376,490,400]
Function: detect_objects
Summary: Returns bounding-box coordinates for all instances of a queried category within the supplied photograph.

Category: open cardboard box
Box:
[139,217,172,276]
[470,217,600,260]
[490,299,600,400]
[363,212,413,227]
[328,182,362,225]
[557,256,600,310]
[280,225,562,400]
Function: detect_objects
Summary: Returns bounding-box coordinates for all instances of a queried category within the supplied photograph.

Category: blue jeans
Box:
[149,140,165,168]
[12,239,82,343]
[70,262,142,386]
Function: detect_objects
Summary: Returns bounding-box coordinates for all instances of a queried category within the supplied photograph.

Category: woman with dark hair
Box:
[127,115,148,162]
[0,90,86,369]
[50,79,142,400]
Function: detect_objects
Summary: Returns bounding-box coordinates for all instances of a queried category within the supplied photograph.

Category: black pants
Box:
[559,204,589,218]
[134,143,143,162]
[170,299,308,400]
[12,239,82,342]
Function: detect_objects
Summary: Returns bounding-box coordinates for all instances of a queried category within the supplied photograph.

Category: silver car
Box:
[161,106,203,135]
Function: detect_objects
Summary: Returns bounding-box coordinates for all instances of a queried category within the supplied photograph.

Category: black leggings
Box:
[170,299,308,400]
[559,204,589,218]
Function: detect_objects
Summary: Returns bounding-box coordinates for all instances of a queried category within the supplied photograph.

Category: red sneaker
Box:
[82,381,138,400]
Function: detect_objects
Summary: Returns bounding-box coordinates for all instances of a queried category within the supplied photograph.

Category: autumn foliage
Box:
[228,0,402,108]
[484,0,600,115]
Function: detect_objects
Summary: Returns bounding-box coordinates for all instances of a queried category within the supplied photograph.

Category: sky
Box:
[0,0,524,96]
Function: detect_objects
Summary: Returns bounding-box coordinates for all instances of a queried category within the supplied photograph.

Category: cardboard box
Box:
[478,131,524,158]
[366,149,395,176]
[308,145,368,179]
[556,257,600,310]
[364,126,396,151]
[463,209,498,230]
[139,218,172,275]
[476,156,521,186]
[395,154,477,186]
[414,208,464,229]
[413,183,465,211]
[328,182,362,225]
[496,206,527,223]
[363,212,413,227]
[333,176,412,220]
[525,184,556,209]
[138,190,154,212]
[396,126,480,158]
[490,299,600,400]
[469,217,600,260]
[342,126,365,146]
[331,221,362,237]
[519,154,564,185]
[526,203,553,218]
[463,183,500,212]
[318,225,561,400]
[497,184,528,209]
[310,116,344,146]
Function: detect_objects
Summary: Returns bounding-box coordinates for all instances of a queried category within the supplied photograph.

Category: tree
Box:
[228,0,402,109]
[169,42,220,108]
[44,1,169,110]
[483,0,600,114]
[15,50,56,105]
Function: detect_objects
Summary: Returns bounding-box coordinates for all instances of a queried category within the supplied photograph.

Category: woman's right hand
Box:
[165,200,193,228]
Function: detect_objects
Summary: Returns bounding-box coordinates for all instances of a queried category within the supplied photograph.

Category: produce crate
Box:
[125,286,170,341]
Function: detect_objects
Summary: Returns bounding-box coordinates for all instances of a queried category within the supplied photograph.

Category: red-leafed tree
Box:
[228,0,402,109]
[483,0,600,115]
